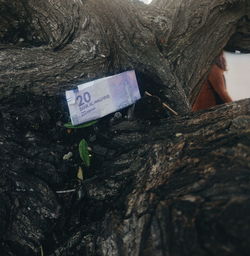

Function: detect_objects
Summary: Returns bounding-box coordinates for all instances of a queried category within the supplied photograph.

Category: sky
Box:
[139,0,250,101]
[140,0,152,3]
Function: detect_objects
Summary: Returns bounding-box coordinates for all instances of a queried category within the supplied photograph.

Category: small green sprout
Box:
[64,120,97,168]
[79,139,90,167]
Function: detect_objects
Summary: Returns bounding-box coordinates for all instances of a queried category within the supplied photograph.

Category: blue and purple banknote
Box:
[66,70,141,125]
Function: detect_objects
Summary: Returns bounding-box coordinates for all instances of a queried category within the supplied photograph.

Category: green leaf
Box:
[79,139,90,167]
[64,120,98,129]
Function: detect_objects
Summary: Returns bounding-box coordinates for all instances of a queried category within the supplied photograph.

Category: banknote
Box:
[66,70,141,125]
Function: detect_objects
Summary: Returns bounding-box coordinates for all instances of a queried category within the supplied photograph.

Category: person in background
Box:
[192,52,233,111]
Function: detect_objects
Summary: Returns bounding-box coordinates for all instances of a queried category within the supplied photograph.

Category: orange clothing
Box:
[192,65,232,111]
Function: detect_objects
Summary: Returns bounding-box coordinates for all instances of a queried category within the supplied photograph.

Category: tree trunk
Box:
[0,0,250,255]
[1,0,249,111]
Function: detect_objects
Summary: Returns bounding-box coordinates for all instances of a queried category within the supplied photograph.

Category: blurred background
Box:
[225,52,250,101]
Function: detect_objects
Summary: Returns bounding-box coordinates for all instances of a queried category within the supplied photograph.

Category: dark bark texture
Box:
[1,0,250,111]
[0,0,250,255]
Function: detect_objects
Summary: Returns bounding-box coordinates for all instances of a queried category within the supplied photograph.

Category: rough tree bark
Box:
[0,0,250,255]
